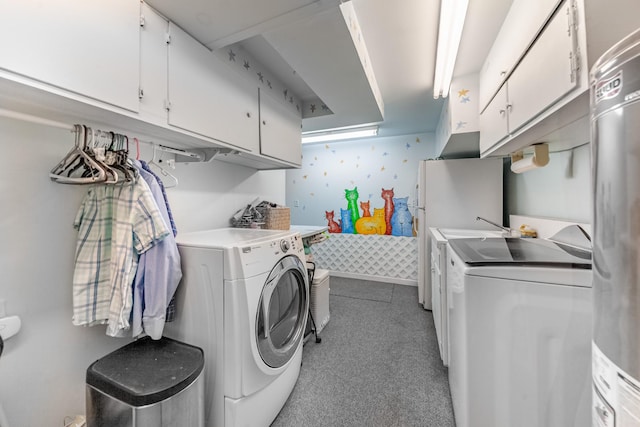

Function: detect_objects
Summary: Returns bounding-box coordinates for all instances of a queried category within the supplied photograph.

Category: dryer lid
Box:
[449,237,592,269]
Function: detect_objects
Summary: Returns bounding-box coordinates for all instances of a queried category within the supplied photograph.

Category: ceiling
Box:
[146,0,512,140]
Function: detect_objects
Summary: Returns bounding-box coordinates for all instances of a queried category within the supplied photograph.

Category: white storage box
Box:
[310,268,330,333]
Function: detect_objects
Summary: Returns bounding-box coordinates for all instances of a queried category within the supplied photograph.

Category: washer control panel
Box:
[278,233,302,257]
[263,233,302,258]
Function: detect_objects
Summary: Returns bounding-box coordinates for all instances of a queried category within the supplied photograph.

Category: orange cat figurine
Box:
[355,207,386,235]
[360,200,371,217]
[325,210,342,233]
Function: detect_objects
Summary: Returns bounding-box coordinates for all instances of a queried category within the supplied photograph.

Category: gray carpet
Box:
[271,277,455,427]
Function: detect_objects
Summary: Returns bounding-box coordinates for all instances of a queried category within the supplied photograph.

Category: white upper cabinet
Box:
[167,23,259,153]
[480,5,578,154]
[479,0,587,157]
[0,1,304,169]
[479,0,562,112]
[0,0,140,113]
[434,74,481,158]
[506,9,578,133]
[259,89,302,166]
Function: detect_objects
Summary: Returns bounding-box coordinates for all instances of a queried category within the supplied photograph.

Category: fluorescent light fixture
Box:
[301,125,379,144]
[433,0,469,99]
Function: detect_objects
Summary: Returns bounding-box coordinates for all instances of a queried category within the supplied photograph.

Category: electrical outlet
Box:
[294,200,300,207]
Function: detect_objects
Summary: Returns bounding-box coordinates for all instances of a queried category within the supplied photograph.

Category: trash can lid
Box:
[86,337,204,407]
[312,268,330,283]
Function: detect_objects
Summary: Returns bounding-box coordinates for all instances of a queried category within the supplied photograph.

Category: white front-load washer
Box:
[446,237,592,427]
[163,228,308,427]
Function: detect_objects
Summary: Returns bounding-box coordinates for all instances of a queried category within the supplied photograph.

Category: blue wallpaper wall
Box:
[285,133,436,227]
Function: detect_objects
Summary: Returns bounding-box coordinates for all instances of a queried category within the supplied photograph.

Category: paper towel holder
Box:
[510,143,550,173]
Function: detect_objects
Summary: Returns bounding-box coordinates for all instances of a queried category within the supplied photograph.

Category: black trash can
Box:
[86,337,204,427]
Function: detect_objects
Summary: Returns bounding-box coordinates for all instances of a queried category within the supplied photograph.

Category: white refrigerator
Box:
[415,158,504,309]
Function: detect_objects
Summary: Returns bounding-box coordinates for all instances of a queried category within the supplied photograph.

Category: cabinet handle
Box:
[506,103,512,112]
[500,70,507,77]
[499,109,506,116]
[450,259,454,266]
[246,112,251,118]
[262,120,266,125]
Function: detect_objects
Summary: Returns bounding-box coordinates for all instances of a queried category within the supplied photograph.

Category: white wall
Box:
[288,135,592,229]
[285,133,436,227]
[0,116,284,427]
[506,142,591,224]
[153,152,286,234]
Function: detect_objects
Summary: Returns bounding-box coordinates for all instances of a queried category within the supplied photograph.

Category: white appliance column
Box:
[591,28,640,426]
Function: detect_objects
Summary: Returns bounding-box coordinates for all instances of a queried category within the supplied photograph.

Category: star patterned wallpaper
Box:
[285,133,436,227]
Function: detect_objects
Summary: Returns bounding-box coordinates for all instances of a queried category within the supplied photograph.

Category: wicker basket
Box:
[264,206,290,230]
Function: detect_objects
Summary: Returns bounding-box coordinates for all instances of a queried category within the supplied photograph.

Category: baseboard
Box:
[327,270,417,287]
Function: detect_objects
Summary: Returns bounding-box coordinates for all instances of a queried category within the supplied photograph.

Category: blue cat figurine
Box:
[390,197,413,237]
[340,208,355,234]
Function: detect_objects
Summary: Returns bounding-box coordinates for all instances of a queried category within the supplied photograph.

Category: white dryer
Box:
[164,228,308,427]
[446,236,592,427]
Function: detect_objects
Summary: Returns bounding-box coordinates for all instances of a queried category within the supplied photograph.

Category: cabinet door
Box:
[507,1,578,133]
[479,84,510,154]
[139,3,169,125]
[259,90,302,166]
[479,0,562,111]
[0,0,140,112]
[167,23,259,152]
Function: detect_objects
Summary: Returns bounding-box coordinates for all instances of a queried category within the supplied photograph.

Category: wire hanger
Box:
[117,134,139,183]
[87,126,118,185]
[148,145,178,188]
[104,132,138,184]
[50,125,106,184]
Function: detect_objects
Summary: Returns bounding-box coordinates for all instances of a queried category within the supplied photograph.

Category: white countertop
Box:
[290,225,329,239]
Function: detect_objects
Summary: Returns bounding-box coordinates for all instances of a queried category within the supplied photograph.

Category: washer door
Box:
[256,255,308,368]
